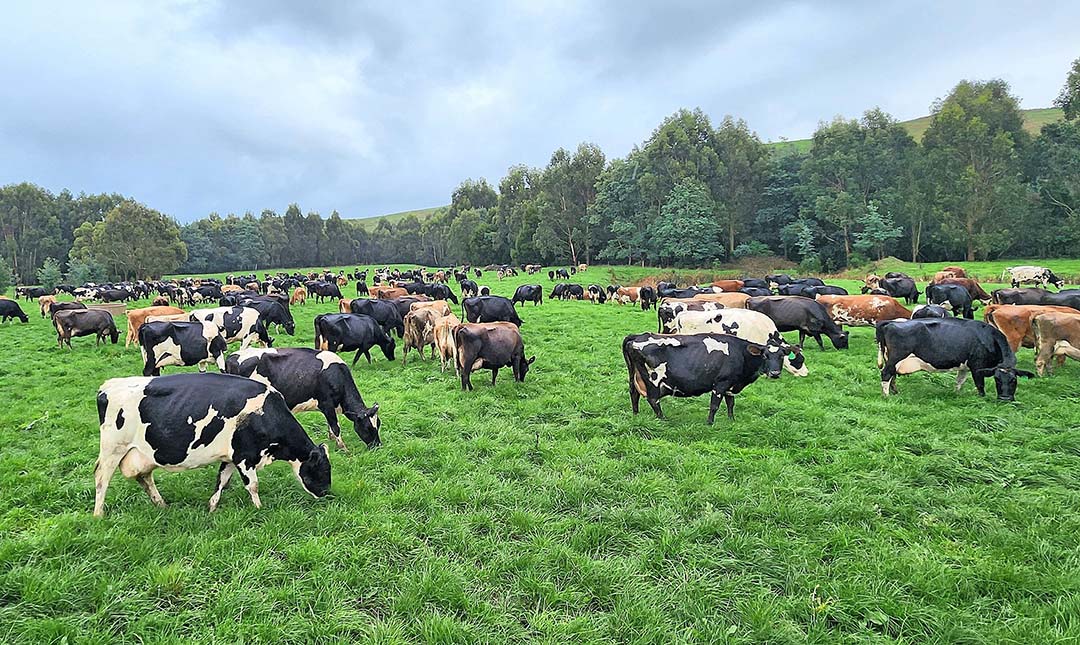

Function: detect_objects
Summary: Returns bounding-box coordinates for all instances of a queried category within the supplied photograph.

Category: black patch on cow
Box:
[115,408,125,430]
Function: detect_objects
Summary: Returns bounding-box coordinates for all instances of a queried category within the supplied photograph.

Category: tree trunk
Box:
[910,220,922,263]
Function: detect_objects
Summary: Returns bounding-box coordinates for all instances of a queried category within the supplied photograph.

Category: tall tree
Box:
[714,117,769,256]
[70,200,186,279]
[1055,56,1080,121]
[649,178,723,266]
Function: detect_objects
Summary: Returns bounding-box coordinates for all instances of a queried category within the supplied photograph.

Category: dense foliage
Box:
[3,69,1080,282]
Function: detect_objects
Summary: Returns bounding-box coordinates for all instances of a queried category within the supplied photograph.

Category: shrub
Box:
[733,240,772,259]
[798,255,823,275]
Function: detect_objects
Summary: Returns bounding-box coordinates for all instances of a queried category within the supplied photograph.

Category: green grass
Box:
[769,107,1064,153]
[1,264,1079,643]
[350,206,446,230]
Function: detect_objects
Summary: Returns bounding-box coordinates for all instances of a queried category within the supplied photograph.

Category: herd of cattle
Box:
[2,262,1077,516]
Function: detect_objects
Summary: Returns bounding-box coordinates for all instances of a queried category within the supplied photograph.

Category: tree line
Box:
[2,61,1079,285]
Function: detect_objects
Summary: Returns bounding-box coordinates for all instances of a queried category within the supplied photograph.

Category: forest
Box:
[2,63,1079,285]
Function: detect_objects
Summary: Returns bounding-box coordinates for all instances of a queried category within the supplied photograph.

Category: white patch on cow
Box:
[647,361,668,386]
[189,405,220,449]
[631,337,681,350]
[869,297,889,309]
[471,358,485,370]
[702,337,729,354]
[317,351,345,370]
[293,398,320,413]
[895,354,957,375]
[150,337,182,369]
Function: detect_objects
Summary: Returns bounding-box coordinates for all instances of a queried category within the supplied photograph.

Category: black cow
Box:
[422,282,458,304]
[18,286,50,300]
[911,304,951,319]
[349,299,405,337]
[99,288,135,303]
[460,279,479,298]
[463,296,523,326]
[876,318,1033,401]
[138,320,228,376]
[766,274,792,286]
[313,313,396,364]
[356,281,369,296]
[926,283,974,319]
[550,283,568,300]
[745,296,849,350]
[741,278,769,290]
[806,285,848,298]
[54,309,119,348]
[565,284,585,300]
[740,287,772,297]
[622,332,790,424]
[238,297,296,335]
[0,299,29,323]
[307,281,343,303]
[639,286,657,310]
[226,347,381,450]
[1040,291,1080,311]
[454,322,535,391]
[991,288,1049,305]
[48,301,87,319]
[555,269,570,280]
[512,284,543,306]
[94,373,330,515]
[863,277,919,304]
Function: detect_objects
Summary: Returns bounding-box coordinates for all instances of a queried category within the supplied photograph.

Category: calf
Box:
[671,308,807,376]
[54,309,118,348]
[38,295,57,318]
[463,296,523,326]
[876,318,1032,400]
[622,332,784,424]
[512,284,543,306]
[139,321,228,376]
[401,307,441,364]
[290,286,307,305]
[125,306,185,347]
[190,306,273,349]
[314,313,396,364]
[745,296,849,349]
[94,373,330,515]
[1032,311,1080,375]
[226,347,381,450]
[454,322,535,390]
[1,299,29,323]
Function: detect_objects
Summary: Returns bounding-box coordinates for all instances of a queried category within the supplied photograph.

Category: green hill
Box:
[348,205,446,230]
[769,107,1063,154]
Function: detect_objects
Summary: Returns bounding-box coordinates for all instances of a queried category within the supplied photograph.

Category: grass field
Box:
[1,263,1079,643]
[769,107,1064,154]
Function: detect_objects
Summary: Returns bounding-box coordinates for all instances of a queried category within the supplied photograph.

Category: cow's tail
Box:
[313,315,324,350]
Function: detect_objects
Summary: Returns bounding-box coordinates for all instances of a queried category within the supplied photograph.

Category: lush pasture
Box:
[1,265,1078,643]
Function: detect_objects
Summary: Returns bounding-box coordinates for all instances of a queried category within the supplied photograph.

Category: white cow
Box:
[671,308,808,376]
[1002,266,1065,289]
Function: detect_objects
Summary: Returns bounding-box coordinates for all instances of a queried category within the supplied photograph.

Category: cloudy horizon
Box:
[0,1,1076,222]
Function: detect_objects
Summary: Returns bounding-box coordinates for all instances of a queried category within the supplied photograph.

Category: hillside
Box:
[348,205,446,230]
[769,106,1063,154]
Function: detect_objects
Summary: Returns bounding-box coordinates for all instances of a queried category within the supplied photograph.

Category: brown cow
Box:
[39,295,57,318]
[1032,311,1080,375]
[982,304,1079,352]
[290,286,307,305]
[434,270,446,283]
[863,273,882,291]
[402,307,441,364]
[410,300,452,317]
[370,285,406,299]
[454,322,534,390]
[578,264,588,272]
[614,286,640,305]
[338,298,354,313]
[221,284,243,293]
[936,277,992,302]
[710,279,745,292]
[152,296,170,306]
[434,312,461,373]
[941,265,967,278]
[690,292,751,308]
[816,294,911,326]
[124,306,185,347]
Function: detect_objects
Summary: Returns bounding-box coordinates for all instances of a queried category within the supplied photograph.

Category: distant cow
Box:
[639,286,658,310]
[657,299,723,333]
[622,332,790,424]
[460,279,479,298]
[0,299,29,323]
[190,306,273,349]
[1003,266,1064,289]
[586,284,607,303]
[454,322,535,391]
[290,286,307,305]
[711,280,744,292]
[138,320,228,376]
[862,276,918,304]
[38,295,56,318]
[876,318,1032,401]
[314,313,396,364]
[512,284,543,306]
[745,296,849,350]
[926,283,975,319]
[349,298,405,337]
[463,296,523,326]
[1032,311,1080,376]
[226,347,381,450]
[93,373,330,515]
[54,309,118,348]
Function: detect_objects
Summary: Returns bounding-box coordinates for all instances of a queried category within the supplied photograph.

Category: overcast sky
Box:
[1,1,1076,223]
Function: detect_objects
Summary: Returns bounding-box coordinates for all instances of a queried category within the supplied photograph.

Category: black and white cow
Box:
[671,308,807,376]
[512,284,543,306]
[926,283,974,318]
[657,299,724,333]
[745,296,849,350]
[1003,266,1065,289]
[622,332,785,424]
[463,296,523,326]
[225,347,381,451]
[313,313,396,364]
[138,321,228,376]
[460,279,479,298]
[191,306,274,349]
[586,284,607,303]
[0,299,29,323]
[93,373,330,516]
[876,318,1033,401]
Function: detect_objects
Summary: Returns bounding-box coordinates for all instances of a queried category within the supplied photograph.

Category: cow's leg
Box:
[628,371,642,414]
[707,391,722,425]
[237,467,261,509]
[352,350,364,366]
[209,462,236,511]
[320,403,347,452]
[972,373,987,397]
[647,397,663,419]
[364,350,373,364]
[881,363,898,397]
[812,333,825,350]
[136,472,167,507]
[724,393,736,420]
[401,344,409,365]
[491,367,499,386]
[93,448,127,517]
[955,366,969,392]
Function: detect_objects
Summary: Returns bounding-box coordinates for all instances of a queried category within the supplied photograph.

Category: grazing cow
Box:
[711,280,745,292]
[463,296,523,326]
[38,295,57,318]
[690,292,751,308]
[639,286,658,311]
[93,373,330,515]
[401,307,441,364]
[671,309,808,376]
[0,299,29,323]
[1032,311,1080,375]
[411,299,452,317]
[547,270,555,281]
[657,299,724,333]
[307,281,343,303]
[740,287,772,297]
[190,307,273,349]
[578,263,588,272]
[876,318,1032,401]
[611,286,638,305]
[18,286,51,300]
[54,309,119,348]
[934,277,992,303]
[862,276,919,304]
[992,287,1049,305]
[911,304,951,319]
[745,296,849,350]
[460,279,479,298]
[454,322,535,390]
[982,304,1079,352]
[586,284,607,303]
[622,332,786,424]
[926,283,975,319]
[125,306,185,347]
[226,347,381,450]
[349,298,405,337]
[48,301,87,319]
[555,269,570,280]
[313,313,396,364]
[291,286,307,305]
[375,287,409,300]
[512,284,543,306]
[816,294,910,326]
[550,283,568,300]
[138,321,228,376]
[1003,266,1065,289]
[434,312,461,373]
[99,288,135,303]
[237,297,295,335]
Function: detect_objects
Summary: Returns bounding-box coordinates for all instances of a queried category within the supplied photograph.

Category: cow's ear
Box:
[369,403,379,414]
[1016,369,1036,379]
[527,355,536,365]
[746,344,763,356]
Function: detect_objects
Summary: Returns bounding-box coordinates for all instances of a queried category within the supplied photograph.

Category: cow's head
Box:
[283,319,296,335]
[975,365,1035,401]
[109,326,120,344]
[515,355,536,382]
[347,404,381,448]
[381,333,397,361]
[830,330,850,350]
[295,443,331,497]
[1048,271,1065,289]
